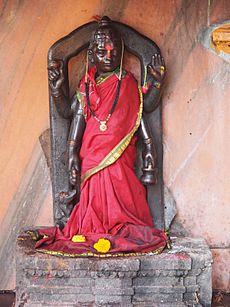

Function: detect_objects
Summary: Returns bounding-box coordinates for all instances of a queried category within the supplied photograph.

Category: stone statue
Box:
[48,16,165,212]
[35,16,167,256]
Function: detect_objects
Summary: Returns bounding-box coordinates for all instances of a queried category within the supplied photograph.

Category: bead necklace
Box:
[85,78,121,132]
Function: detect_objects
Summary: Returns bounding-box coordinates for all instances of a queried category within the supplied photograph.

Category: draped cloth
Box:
[36,67,167,257]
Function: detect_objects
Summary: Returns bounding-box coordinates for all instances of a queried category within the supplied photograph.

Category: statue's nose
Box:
[98,39,105,49]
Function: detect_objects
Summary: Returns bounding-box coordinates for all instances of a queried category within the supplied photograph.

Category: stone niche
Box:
[16,231,212,307]
[15,18,213,307]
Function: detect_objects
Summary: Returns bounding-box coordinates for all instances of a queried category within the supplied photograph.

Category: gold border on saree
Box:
[81,87,143,184]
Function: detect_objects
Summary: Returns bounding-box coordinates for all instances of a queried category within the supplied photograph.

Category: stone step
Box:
[16,232,212,306]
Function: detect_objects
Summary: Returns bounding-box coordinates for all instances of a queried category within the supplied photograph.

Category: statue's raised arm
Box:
[138,53,166,185]
[144,53,166,113]
[48,60,72,119]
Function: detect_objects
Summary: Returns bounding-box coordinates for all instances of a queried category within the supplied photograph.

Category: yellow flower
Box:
[72,235,86,243]
[94,238,111,253]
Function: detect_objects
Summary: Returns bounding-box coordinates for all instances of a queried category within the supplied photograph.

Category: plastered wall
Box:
[0,0,229,291]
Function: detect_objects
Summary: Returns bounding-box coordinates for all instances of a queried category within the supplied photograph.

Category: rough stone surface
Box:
[0,145,51,290]
[164,186,177,230]
[16,232,212,307]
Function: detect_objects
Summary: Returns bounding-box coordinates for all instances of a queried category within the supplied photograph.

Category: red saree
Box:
[36,67,167,256]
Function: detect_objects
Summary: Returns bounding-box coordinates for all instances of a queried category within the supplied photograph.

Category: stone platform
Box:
[16,231,212,307]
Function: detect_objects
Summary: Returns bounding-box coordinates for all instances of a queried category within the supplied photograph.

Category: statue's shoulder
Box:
[123,69,138,86]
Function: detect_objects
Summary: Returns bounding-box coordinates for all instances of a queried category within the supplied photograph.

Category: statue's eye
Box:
[95,33,106,41]
[97,50,106,56]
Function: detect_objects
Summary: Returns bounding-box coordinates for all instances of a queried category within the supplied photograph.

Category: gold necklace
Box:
[85,78,122,132]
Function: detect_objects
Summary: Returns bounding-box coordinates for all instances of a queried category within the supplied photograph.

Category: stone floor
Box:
[0,291,230,307]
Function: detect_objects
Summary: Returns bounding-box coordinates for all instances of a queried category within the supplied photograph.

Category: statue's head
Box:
[89,16,122,74]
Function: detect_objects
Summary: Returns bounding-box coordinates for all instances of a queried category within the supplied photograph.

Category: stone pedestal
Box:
[16,231,212,307]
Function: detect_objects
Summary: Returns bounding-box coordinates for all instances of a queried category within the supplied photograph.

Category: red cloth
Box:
[36,67,167,256]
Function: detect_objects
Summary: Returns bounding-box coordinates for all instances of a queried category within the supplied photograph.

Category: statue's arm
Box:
[68,95,86,190]
[57,95,86,211]
[143,54,166,113]
[48,60,72,119]
[139,116,157,185]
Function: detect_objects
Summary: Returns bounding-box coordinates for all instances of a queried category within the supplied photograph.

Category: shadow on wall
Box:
[0,131,52,290]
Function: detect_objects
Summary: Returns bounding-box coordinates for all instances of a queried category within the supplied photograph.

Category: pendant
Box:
[99,121,107,132]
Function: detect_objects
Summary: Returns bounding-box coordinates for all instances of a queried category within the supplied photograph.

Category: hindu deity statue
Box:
[35,16,167,256]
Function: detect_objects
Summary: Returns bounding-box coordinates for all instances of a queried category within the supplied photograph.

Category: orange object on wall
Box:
[212,24,230,54]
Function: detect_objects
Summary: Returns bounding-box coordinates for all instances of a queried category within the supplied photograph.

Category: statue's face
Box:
[91,26,122,75]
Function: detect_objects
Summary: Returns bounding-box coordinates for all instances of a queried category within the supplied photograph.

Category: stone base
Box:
[16,231,212,307]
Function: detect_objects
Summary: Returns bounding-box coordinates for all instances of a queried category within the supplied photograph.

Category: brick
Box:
[134,285,186,294]
[27,286,92,295]
[186,285,200,292]
[24,304,44,307]
[188,268,202,276]
[183,291,198,303]
[93,258,140,272]
[95,295,131,305]
[184,275,197,286]
[133,276,183,287]
[95,277,132,287]
[25,276,93,288]
[93,287,134,296]
[133,303,186,307]
[197,266,212,307]
[175,269,188,277]
[25,303,83,307]
[133,292,183,303]
[30,292,95,304]
[190,251,212,270]
[140,253,191,270]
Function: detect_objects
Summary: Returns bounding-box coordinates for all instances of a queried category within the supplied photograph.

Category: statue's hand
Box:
[68,149,81,189]
[147,54,166,83]
[141,142,157,185]
[48,60,64,96]
[143,148,154,170]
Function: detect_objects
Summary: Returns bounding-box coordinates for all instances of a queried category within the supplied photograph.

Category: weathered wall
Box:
[0,0,229,291]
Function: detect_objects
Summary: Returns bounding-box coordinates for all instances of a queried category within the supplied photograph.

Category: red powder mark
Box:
[173,253,190,260]
[105,44,113,51]
[92,15,101,22]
